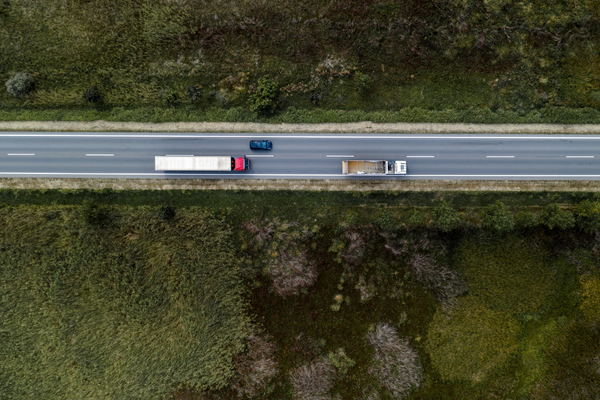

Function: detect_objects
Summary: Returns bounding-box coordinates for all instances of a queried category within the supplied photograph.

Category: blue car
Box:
[249,140,272,150]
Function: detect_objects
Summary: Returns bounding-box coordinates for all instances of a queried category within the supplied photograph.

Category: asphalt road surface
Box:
[2,132,600,180]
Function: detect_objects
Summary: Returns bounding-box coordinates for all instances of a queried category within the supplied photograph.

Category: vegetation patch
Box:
[456,236,555,314]
[425,296,520,382]
[0,192,598,400]
[0,206,251,400]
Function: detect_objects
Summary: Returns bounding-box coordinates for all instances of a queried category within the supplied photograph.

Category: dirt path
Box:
[2,120,600,133]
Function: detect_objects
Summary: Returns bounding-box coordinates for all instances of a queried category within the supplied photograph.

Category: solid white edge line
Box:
[7,153,35,156]
[4,172,600,177]
[246,155,274,157]
[85,154,114,157]
[406,156,435,158]
[566,156,594,158]
[8,133,600,140]
[0,133,600,140]
[326,155,354,157]
[486,156,515,158]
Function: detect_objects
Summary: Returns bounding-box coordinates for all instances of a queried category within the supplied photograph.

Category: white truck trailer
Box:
[341,160,406,175]
[155,156,249,171]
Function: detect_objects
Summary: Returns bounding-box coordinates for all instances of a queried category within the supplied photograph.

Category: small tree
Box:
[186,84,203,104]
[515,211,538,228]
[433,202,460,232]
[540,203,575,230]
[481,201,515,232]
[354,71,373,94]
[407,209,424,227]
[574,199,600,233]
[377,209,396,231]
[5,72,35,97]
[82,86,102,103]
[248,75,278,116]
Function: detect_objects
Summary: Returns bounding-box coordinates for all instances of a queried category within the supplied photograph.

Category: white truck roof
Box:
[155,156,232,171]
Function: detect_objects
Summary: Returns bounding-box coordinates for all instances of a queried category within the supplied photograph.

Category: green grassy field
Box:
[0,191,599,399]
[2,0,600,123]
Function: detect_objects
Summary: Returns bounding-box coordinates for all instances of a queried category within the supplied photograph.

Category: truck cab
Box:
[233,156,249,171]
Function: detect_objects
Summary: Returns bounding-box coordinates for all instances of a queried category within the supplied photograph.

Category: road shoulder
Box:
[3,120,600,133]
[1,178,600,191]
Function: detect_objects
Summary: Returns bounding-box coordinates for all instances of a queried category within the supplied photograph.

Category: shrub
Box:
[354,72,373,94]
[164,90,179,107]
[266,248,318,297]
[310,92,322,105]
[457,237,554,314]
[232,334,279,398]
[481,201,515,232]
[186,84,203,104]
[367,323,424,399]
[425,297,520,382]
[248,75,278,116]
[243,218,275,243]
[540,203,575,229]
[574,199,600,233]
[433,201,460,232]
[158,204,176,220]
[407,209,425,226]
[82,86,102,103]
[408,254,467,309]
[289,358,335,400]
[515,211,538,228]
[251,219,318,297]
[327,348,355,375]
[376,209,396,231]
[5,72,35,98]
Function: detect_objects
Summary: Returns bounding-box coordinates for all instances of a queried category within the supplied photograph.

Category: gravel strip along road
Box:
[2,120,600,134]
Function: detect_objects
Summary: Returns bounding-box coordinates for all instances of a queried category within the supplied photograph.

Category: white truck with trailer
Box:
[341,160,406,175]
[155,155,249,171]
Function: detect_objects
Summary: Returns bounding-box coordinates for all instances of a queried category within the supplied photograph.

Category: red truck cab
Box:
[233,156,249,171]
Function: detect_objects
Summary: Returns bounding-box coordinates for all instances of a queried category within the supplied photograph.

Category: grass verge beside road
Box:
[0,178,599,194]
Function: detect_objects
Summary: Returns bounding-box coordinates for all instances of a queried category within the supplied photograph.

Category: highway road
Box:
[1,132,600,179]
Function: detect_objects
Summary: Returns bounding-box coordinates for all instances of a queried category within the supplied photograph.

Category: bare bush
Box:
[289,358,335,400]
[340,230,366,265]
[232,334,279,398]
[293,333,321,361]
[243,218,274,243]
[384,242,408,258]
[355,274,376,302]
[266,249,318,297]
[407,254,467,309]
[366,323,424,399]
[360,387,380,400]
